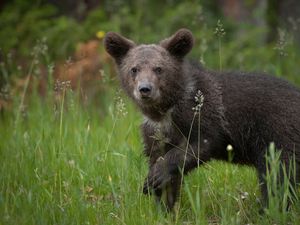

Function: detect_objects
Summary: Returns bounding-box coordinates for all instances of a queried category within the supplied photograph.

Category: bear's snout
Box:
[134,80,160,103]
[138,83,152,98]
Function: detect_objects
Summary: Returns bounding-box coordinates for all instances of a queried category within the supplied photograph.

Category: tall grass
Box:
[1,26,300,225]
[214,19,226,71]
[263,143,299,224]
[1,84,299,224]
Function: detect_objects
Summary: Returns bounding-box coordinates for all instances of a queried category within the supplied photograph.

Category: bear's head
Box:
[104,29,194,114]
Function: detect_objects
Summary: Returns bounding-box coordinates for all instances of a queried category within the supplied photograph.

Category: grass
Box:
[0,23,299,224]
[1,86,299,225]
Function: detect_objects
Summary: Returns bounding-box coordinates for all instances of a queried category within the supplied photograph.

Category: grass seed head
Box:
[192,89,204,114]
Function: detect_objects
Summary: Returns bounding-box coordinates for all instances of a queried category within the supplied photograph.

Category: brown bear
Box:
[104,29,300,210]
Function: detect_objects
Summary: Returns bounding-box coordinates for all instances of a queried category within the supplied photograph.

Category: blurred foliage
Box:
[0,0,223,60]
[0,1,81,60]
[0,0,299,90]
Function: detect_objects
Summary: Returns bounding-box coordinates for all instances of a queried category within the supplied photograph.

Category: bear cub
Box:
[104,29,300,210]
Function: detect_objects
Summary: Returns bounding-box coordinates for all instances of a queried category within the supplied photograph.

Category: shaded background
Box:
[0,0,300,112]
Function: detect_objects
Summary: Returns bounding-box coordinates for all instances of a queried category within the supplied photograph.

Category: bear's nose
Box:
[138,84,152,97]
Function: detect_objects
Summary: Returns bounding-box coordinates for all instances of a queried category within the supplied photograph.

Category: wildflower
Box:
[214,20,226,38]
[96,31,105,39]
[226,144,233,151]
[115,92,127,117]
[274,28,288,57]
[240,191,249,200]
[31,38,48,57]
[192,90,204,114]
[54,80,71,92]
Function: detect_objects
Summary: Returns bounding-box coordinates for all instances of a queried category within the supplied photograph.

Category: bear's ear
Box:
[104,32,135,63]
[160,28,194,58]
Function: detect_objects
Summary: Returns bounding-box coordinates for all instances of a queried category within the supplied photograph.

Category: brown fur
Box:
[104,29,300,211]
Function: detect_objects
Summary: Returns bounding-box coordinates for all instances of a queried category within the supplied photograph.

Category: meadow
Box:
[1,1,300,224]
[1,71,300,224]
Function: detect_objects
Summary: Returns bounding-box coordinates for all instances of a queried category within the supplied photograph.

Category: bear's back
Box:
[216,72,300,157]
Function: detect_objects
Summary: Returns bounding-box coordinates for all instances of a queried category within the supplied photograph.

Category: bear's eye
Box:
[131,67,138,75]
[154,67,163,74]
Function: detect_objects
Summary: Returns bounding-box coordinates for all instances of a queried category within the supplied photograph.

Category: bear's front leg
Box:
[143,156,173,192]
[143,148,200,210]
[165,175,182,210]
[143,156,182,210]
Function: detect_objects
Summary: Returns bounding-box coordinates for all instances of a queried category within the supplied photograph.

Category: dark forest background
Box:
[0,0,300,110]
